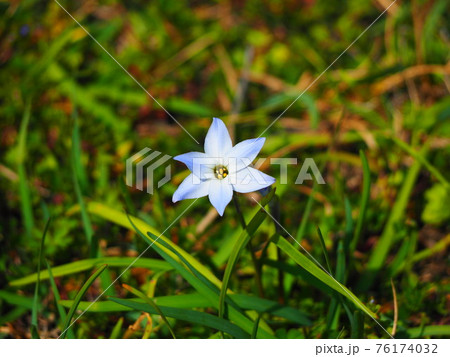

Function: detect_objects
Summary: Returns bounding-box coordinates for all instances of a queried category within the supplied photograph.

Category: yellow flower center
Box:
[214,165,228,180]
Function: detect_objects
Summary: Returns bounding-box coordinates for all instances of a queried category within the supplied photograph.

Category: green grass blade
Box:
[24,29,73,84]
[344,196,353,243]
[407,325,450,338]
[45,260,75,339]
[230,294,311,325]
[122,284,176,339]
[219,189,274,320]
[316,227,332,273]
[126,213,274,338]
[71,108,89,193]
[0,290,35,309]
[119,178,137,216]
[351,310,364,338]
[109,297,250,339]
[78,204,274,337]
[10,257,171,286]
[59,294,210,312]
[350,150,370,253]
[251,313,261,339]
[0,307,28,326]
[60,264,108,338]
[391,137,448,188]
[48,63,128,131]
[335,239,354,330]
[149,233,272,333]
[325,299,340,334]
[388,231,418,277]
[125,214,221,305]
[272,235,377,319]
[59,292,310,325]
[85,201,223,288]
[324,225,352,336]
[335,239,346,284]
[72,168,94,254]
[263,258,336,295]
[359,149,424,291]
[18,99,34,239]
[109,317,124,339]
[295,184,316,242]
[31,217,51,338]
[71,135,95,257]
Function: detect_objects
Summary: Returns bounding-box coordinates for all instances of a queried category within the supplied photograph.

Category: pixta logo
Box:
[126,148,171,194]
[126,148,325,195]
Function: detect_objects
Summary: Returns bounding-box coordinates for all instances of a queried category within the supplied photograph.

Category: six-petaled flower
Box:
[172,118,275,215]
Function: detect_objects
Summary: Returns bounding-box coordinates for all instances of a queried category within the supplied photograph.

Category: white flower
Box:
[172,118,275,216]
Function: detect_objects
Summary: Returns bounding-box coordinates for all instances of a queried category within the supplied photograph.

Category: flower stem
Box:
[232,194,246,229]
[232,195,264,298]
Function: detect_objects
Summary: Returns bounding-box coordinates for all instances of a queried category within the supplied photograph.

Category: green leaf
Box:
[46,260,75,339]
[60,264,108,338]
[0,307,28,326]
[24,28,74,84]
[18,99,34,239]
[59,292,310,325]
[230,294,311,326]
[59,294,208,312]
[59,294,206,311]
[122,284,176,339]
[295,184,316,242]
[272,235,377,319]
[422,183,450,225]
[219,189,274,320]
[263,258,336,296]
[47,64,128,132]
[9,257,171,287]
[0,290,35,309]
[407,325,450,338]
[126,213,274,338]
[360,147,425,291]
[85,202,223,288]
[350,150,370,253]
[109,297,250,339]
[31,217,51,339]
[109,317,124,339]
[343,196,353,255]
[316,227,332,273]
[351,310,364,338]
[251,314,261,339]
[71,108,88,193]
[71,109,95,257]
[391,137,448,188]
[166,97,213,117]
[301,93,320,129]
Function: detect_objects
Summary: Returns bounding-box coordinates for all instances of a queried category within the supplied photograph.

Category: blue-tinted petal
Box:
[231,166,275,193]
[172,174,210,202]
[174,152,216,179]
[173,152,208,171]
[204,118,232,157]
[226,137,265,172]
[208,179,233,216]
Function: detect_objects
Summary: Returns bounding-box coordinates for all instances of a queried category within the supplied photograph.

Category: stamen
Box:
[214,165,228,180]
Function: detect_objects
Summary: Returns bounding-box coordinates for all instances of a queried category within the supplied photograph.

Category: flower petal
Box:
[208,179,233,216]
[226,137,265,172]
[231,166,275,193]
[173,152,208,171]
[174,152,216,179]
[204,118,232,157]
[172,173,210,202]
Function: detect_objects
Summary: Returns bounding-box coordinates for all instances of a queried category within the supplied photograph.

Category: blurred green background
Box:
[0,0,449,339]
